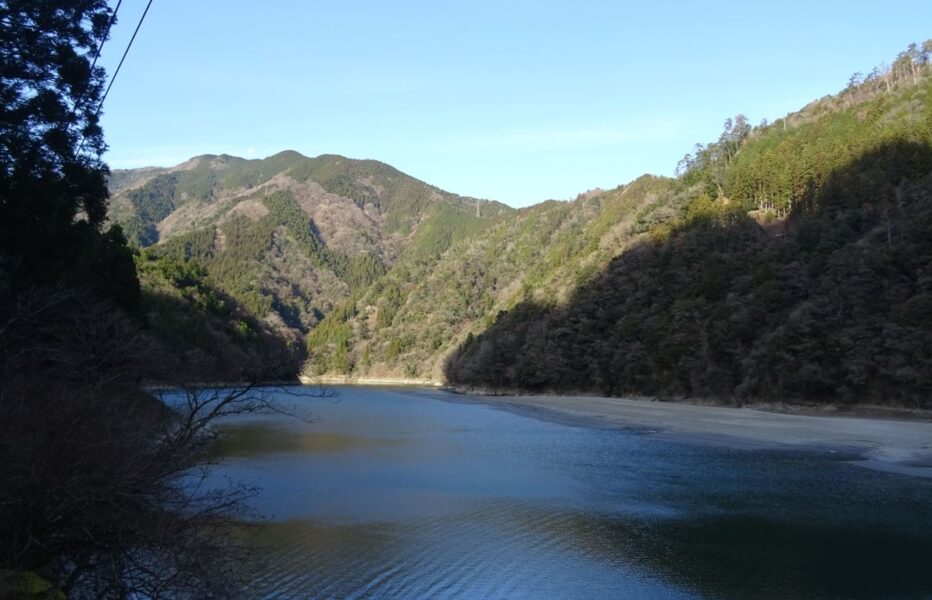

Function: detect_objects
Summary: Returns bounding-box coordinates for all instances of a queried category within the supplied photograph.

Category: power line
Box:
[89,0,124,75]
[94,0,154,119]
[77,0,154,155]
[69,1,122,128]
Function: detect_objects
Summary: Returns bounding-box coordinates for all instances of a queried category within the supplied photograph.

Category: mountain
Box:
[107,152,512,372]
[110,41,932,404]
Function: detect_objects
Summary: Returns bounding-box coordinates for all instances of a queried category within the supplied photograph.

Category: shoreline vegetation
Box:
[429,388,932,479]
[299,375,443,387]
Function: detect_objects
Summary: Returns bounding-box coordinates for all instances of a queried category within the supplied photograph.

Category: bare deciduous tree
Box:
[0,287,327,598]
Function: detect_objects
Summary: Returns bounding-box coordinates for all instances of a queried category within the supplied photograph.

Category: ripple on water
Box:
[245,500,700,599]
[210,387,932,599]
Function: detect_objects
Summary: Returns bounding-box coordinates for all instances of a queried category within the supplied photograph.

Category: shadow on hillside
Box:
[141,289,304,383]
[445,141,932,407]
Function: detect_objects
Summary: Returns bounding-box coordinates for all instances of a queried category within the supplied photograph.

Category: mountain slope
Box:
[304,175,696,379]
[108,152,512,344]
[446,52,932,406]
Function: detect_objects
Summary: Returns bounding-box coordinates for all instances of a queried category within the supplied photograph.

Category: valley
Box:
[113,49,932,408]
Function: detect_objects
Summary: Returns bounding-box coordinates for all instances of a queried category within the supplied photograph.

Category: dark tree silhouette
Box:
[0,3,315,597]
[0,0,137,307]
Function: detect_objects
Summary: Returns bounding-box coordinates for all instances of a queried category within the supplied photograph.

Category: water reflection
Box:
[210,387,932,599]
[214,422,403,458]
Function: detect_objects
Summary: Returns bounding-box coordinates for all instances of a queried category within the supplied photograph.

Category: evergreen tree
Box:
[0,0,138,308]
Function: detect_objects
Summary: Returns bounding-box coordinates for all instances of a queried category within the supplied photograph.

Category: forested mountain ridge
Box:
[108,152,512,356]
[447,46,932,406]
[110,151,511,249]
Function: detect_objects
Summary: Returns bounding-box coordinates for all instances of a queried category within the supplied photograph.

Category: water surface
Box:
[211,386,932,599]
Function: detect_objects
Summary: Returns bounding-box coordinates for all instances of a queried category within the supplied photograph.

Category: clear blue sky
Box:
[98,1,930,207]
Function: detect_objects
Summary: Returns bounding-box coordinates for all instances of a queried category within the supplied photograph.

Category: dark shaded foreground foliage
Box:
[0,288,327,598]
[0,2,308,597]
[0,289,243,597]
[0,286,316,598]
[446,142,932,407]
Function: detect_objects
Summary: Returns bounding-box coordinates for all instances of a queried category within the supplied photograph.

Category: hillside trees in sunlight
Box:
[108,152,512,366]
[301,175,695,380]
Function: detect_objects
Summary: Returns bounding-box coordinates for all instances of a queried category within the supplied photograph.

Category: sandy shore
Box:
[433,392,932,479]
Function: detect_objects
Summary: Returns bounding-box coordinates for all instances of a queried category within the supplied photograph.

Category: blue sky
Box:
[98,1,930,207]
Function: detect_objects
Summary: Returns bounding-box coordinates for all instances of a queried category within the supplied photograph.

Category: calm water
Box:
[209,386,932,599]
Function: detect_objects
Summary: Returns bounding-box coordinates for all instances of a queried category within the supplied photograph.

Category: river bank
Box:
[430,391,932,479]
[299,375,443,386]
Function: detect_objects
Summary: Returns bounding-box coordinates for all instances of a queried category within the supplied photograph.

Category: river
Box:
[209,386,932,599]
